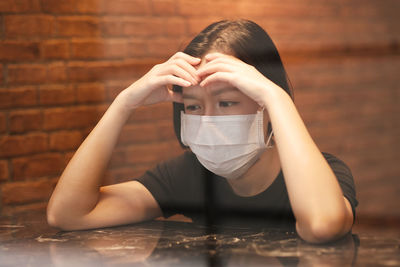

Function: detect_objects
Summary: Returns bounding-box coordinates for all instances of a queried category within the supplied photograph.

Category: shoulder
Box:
[321,152,358,216]
[321,152,352,175]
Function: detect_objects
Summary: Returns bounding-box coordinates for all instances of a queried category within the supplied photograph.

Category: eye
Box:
[219,101,238,107]
[185,105,201,111]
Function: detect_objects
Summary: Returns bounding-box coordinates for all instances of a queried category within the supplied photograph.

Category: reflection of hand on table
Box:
[49,222,163,266]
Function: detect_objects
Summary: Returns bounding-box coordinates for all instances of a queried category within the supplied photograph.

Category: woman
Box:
[47,20,357,244]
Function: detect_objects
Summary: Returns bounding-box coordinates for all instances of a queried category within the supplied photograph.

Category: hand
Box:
[197,52,281,107]
[120,52,201,109]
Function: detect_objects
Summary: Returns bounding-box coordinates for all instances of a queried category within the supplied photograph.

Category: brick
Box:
[64,151,75,166]
[287,56,400,89]
[41,0,77,13]
[0,86,37,109]
[0,160,9,181]
[76,83,106,103]
[1,178,57,205]
[122,17,165,37]
[124,141,182,164]
[12,153,63,180]
[119,120,175,144]
[101,0,151,15]
[9,109,42,133]
[128,102,173,123]
[100,17,124,36]
[47,62,67,83]
[151,0,177,15]
[5,15,55,38]
[8,64,47,85]
[0,41,40,61]
[43,106,104,130]
[50,130,82,151]
[126,40,148,58]
[165,18,187,37]
[0,113,6,133]
[0,0,41,12]
[76,0,102,13]
[0,133,48,157]
[41,0,101,13]
[0,65,3,84]
[186,18,223,36]
[147,38,183,58]
[104,165,151,185]
[70,39,127,59]
[178,1,233,17]
[70,39,102,59]
[105,80,134,100]
[68,60,141,82]
[39,84,75,106]
[226,2,292,18]
[40,40,69,60]
[56,16,100,37]
[101,39,128,58]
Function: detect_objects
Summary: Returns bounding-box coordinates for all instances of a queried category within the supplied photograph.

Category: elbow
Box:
[296,213,351,244]
[46,206,66,230]
[46,205,77,231]
[47,211,61,229]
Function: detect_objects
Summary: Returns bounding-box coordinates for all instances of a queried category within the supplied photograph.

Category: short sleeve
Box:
[323,152,358,220]
[135,162,175,218]
[134,151,205,218]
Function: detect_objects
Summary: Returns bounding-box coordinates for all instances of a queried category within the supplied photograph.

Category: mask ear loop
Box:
[259,106,274,149]
[266,130,274,148]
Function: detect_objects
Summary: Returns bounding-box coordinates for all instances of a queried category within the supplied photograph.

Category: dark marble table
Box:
[1,211,399,266]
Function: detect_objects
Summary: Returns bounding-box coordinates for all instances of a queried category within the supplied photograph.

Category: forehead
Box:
[183,83,240,98]
[183,52,240,96]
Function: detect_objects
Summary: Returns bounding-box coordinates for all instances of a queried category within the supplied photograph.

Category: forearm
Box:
[262,86,351,242]
[47,92,132,222]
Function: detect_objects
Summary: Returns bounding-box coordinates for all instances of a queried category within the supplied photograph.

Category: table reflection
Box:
[2,212,399,267]
[45,220,358,267]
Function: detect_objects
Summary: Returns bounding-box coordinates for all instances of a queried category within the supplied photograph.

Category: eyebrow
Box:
[182,87,237,100]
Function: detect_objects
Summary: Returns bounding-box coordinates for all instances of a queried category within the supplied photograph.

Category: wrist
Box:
[259,82,292,110]
[112,90,136,120]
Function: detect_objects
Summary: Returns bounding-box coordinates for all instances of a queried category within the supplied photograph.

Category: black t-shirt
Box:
[136,151,358,228]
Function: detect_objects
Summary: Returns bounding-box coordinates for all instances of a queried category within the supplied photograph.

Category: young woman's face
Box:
[180,56,270,143]
[182,83,259,116]
[182,56,259,116]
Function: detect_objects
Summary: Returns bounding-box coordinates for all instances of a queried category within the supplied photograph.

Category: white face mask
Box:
[181,110,273,180]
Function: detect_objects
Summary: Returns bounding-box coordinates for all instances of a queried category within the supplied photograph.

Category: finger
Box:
[197,63,234,79]
[160,64,198,85]
[173,58,201,83]
[159,75,192,88]
[200,72,234,88]
[203,56,243,68]
[171,52,201,65]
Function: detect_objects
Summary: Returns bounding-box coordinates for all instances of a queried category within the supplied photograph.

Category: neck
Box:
[227,146,281,197]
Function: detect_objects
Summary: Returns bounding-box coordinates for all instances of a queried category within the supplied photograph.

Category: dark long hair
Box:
[173,19,293,147]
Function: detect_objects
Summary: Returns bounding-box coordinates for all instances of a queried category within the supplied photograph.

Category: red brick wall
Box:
[0,0,399,221]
